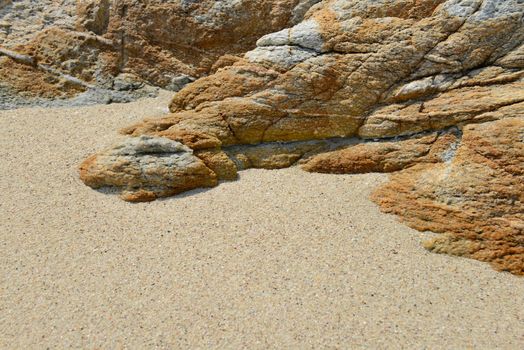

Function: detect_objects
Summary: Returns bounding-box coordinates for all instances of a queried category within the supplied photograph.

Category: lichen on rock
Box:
[0,0,318,108]
[372,117,524,275]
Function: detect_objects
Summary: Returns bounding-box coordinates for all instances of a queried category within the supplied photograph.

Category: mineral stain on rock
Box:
[372,118,524,275]
[79,135,218,202]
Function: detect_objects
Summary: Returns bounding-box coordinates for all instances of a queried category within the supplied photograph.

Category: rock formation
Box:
[373,117,523,275]
[76,0,523,275]
[80,136,218,202]
[2,1,521,274]
[0,0,317,108]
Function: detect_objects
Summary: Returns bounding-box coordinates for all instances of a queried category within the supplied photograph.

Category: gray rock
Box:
[256,19,324,52]
[245,45,318,70]
[79,136,218,202]
[166,74,196,92]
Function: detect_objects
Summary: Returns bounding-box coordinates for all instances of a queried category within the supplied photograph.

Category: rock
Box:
[78,0,523,274]
[168,59,279,113]
[359,80,524,138]
[0,0,11,8]
[372,117,524,275]
[194,149,239,181]
[0,0,316,107]
[113,73,144,91]
[302,130,460,174]
[0,0,76,48]
[0,57,85,101]
[166,74,195,93]
[121,0,524,149]
[76,0,110,35]
[291,0,323,24]
[79,136,218,202]
[226,139,329,170]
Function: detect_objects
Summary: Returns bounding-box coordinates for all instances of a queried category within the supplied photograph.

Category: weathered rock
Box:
[360,80,524,138]
[372,117,524,275]
[302,130,460,174]
[122,0,524,149]
[0,0,313,107]
[104,0,313,87]
[0,57,84,100]
[194,149,239,181]
[76,0,110,35]
[0,0,76,48]
[79,136,218,202]
[78,0,523,275]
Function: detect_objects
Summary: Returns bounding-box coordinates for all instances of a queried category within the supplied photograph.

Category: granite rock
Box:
[79,135,218,202]
[372,117,524,275]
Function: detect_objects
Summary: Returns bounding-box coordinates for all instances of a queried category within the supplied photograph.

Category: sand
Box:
[1,92,523,349]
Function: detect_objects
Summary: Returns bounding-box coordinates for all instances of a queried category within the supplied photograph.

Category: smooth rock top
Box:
[79,136,217,202]
[109,135,193,156]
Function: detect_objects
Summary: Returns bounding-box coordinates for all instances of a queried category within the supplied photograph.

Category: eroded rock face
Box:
[0,0,76,48]
[0,0,311,108]
[79,0,523,275]
[301,130,460,174]
[373,117,524,275]
[124,0,524,147]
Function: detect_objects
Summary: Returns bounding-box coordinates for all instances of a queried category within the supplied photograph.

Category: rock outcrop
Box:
[301,130,460,174]
[0,0,315,108]
[80,136,218,202]
[78,0,523,275]
[0,0,76,48]
[373,117,524,275]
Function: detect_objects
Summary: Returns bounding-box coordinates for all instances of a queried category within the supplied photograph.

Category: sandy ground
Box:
[1,92,523,349]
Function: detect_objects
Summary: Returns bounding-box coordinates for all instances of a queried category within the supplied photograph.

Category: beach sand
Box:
[1,92,523,348]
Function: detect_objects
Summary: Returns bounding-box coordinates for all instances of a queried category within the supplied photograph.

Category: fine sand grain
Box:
[1,92,523,349]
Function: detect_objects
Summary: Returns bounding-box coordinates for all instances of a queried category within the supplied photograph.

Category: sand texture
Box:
[1,93,523,348]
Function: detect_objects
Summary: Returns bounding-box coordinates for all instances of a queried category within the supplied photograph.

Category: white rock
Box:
[245,45,318,70]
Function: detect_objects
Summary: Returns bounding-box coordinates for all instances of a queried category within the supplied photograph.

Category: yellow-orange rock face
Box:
[372,117,524,275]
[123,0,524,151]
[0,0,312,105]
[301,131,459,174]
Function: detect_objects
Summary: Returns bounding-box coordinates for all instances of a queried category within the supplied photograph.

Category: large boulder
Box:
[79,135,218,202]
[372,117,524,275]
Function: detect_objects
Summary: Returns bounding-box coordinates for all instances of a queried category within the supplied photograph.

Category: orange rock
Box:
[302,131,459,173]
[1,0,309,103]
[372,117,524,275]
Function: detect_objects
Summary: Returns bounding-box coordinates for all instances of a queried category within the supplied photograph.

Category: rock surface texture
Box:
[373,117,523,275]
[77,0,524,275]
[0,0,315,108]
